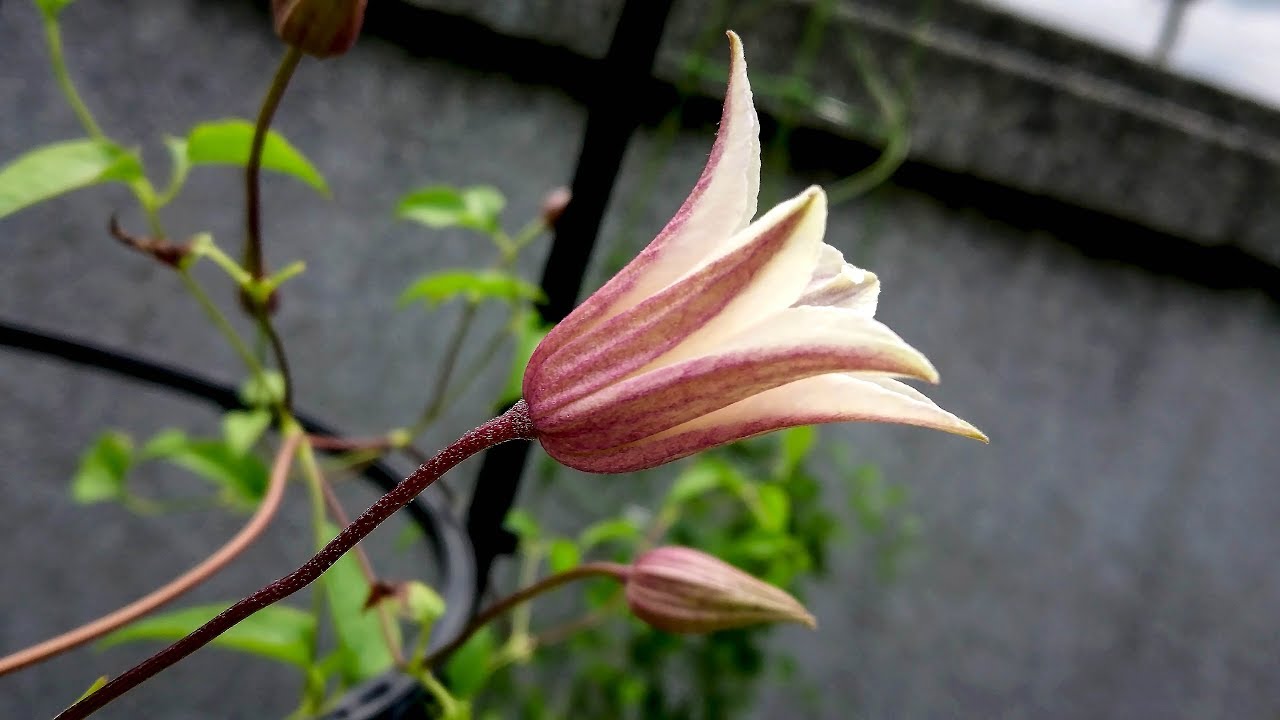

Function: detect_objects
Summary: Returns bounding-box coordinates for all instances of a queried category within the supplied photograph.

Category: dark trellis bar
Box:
[464,0,677,599]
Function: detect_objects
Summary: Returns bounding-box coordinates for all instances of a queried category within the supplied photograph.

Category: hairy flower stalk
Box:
[521,32,985,473]
[55,403,535,720]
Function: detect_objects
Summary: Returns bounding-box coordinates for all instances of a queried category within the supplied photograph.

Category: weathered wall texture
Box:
[2,0,1278,718]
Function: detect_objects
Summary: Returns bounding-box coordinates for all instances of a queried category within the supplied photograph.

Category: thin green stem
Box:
[177,270,264,380]
[417,670,463,718]
[423,562,629,669]
[190,238,254,287]
[409,301,478,436]
[256,314,294,411]
[43,17,103,139]
[302,441,406,665]
[407,215,545,438]
[57,403,536,720]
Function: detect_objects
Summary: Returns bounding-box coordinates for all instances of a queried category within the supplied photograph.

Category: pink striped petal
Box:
[543,375,986,473]
[535,306,938,450]
[526,31,760,375]
[526,187,824,413]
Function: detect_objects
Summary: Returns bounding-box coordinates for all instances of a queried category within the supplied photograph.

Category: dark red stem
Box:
[56,401,535,720]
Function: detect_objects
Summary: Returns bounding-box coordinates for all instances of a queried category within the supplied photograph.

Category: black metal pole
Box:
[465,0,676,598]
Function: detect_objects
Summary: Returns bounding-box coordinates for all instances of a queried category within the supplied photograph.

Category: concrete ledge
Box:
[405,0,1280,266]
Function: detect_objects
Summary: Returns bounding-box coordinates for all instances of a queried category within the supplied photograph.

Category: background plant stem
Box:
[55,402,536,720]
[422,561,628,669]
[0,432,300,677]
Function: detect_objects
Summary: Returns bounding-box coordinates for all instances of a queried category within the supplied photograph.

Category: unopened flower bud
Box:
[624,547,816,634]
[272,0,368,58]
[540,186,572,229]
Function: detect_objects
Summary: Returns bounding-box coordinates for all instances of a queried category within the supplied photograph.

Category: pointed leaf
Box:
[100,604,315,667]
[776,425,816,476]
[501,310,550,405]
[397,184,505,233]
[319,522,396,684]
[547,539,581,574]
[578,518,641,551]
[665,459,732,507]
[158,136,191,204]
[0,139,143,219]
[504,508,541,546]
[71,431,134,504]
[36,0,76,19]
[755,484,790,533]
[185,120,328,194]
[141,430,269,506]
[398,269,543,309]
[221,409,272,456]
[444,625,497,699]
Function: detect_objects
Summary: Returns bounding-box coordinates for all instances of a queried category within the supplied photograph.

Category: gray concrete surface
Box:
[2,0,1279,718]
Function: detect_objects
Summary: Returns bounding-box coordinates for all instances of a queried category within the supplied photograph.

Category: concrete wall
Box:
[2,0,1278,718]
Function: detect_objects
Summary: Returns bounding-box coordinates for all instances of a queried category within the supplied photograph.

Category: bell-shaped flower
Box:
[522,32,985,473]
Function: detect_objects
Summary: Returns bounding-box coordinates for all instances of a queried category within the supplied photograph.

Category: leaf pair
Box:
[70,409,273,510]
[0,120,325,221]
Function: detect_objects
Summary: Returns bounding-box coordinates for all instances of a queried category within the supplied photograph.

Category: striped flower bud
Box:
[272,0,367,58]
[624,546,816,634]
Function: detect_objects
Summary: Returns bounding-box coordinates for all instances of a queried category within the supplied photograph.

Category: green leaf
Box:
[319,522,396,684]
[238,370,286,409]
[776,426,816,476]
[0,139,143,219]
[100,603,315,667]
[141,430,269,506]
[578,518,641,551]
[36,0,76,19]
[666,460,729,507]
[184,119,328,194]
[755,484,791,533]
[221,409,272,456]
[501,310,550,405]
[547,539,581,574]
[73,676,108,704]
[71,431,134,504]
[504,508,541,547]
[444,625,497,699]
[398,269,544,309]
[157,136,191,205]
[397,185,505,234]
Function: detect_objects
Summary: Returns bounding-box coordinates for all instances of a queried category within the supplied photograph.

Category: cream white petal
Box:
[644,186,827,369]
[535,305,939,447]
[527,187,827,414]
[793,244,879,316]
[543,374,984,473]
[527,31,761,371]
[665,373,987,442]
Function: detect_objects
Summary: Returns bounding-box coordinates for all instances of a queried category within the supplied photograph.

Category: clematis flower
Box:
[522,32,985,474]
